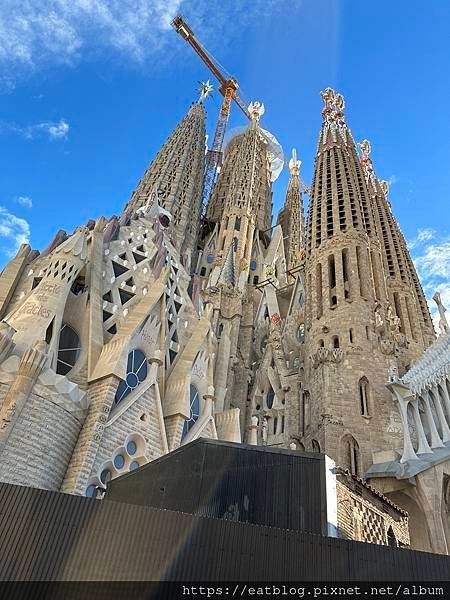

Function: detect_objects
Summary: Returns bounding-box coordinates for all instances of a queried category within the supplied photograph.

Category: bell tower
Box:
[301,88,406,476]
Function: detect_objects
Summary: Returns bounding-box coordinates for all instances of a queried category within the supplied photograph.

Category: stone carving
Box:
[433,291,450,335]
[374,303,384,333]
[248,101,265,122]
[387,304,401,335]
[310,347,344,368]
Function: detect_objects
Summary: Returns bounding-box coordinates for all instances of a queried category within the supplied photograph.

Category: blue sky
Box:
[0,0,449,323]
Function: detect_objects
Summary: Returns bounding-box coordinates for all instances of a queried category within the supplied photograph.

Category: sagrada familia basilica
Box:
[0,86,449,554]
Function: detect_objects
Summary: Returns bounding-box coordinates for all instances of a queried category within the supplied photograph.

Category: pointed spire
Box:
[306,88,375,257]
[358,138,434,339]
[218,238,237,287]
[278,148,305,275]
[125,101,206,254]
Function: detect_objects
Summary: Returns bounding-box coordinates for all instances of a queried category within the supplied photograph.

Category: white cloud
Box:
[16,196,33,208]
[0,206,30,257]
[409,229,450,331]
[0,1,293,83]
[3,118,70,140]
[47,119,69,139]
[388,174,399,186]
[407,227,436,250]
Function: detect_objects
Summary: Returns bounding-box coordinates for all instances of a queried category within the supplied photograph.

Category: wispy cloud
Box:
[0,206,30,257]
[407,227,436,250]
[0,1,294,85]
[409,228,450,330]
[16,196,33,209]
[387,174,399,186]
[2,118,70,140]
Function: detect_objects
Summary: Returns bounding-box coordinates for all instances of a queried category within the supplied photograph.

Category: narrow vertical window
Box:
[328,254,337,307]
[405,296,417,341]
[359,377,370,416]
[393,292,405,333]
[316,263,323,318]
[342,248,350,300]
[356,246,367,299]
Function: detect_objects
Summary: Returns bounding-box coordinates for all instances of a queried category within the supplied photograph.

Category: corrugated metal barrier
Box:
[0,482,449,582]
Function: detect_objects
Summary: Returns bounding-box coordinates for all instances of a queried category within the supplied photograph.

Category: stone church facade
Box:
[0,88,448,554]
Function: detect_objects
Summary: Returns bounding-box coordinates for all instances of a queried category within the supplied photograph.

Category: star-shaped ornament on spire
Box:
[198,80,214,102]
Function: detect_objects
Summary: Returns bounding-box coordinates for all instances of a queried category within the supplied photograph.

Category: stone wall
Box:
[336,475,409,547]
[0,391,81,490]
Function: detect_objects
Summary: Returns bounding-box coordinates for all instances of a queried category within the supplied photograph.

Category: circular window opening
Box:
[127,441,137,456]
[130,461,140,471]
[114,349,148,406]
[100,469,111,484]
[114,455,125,470]
[56,324,81,376]
[250,260,257,271]
[159,214,170,228]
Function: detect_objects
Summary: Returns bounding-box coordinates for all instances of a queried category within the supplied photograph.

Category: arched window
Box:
[297,323,305,343]
[303,390,311,434]
[182,384,201,439]
[386,526,398,548]
[311,439,321,452]
[359,377,370,416]
[56,324,81,375]
[341,434,360,476]
[114,349,148,406]
[332,335,340,349]
[266,386,275,409]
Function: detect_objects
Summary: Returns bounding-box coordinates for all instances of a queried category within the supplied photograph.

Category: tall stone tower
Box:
[277,148,305,278]
[358,140,435,364]
[196,102,286,433]
[125,101,206,263]
[301,88,422,476]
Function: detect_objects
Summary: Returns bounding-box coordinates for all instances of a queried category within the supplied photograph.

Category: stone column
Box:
[247,415,258,445]
[0,340,47,452]
[421,393,444,449]
[61,374,120,495]
[398,400,418,463]
[410,398,433,455]
[430,386,450,443]
[438,377,450,421]
[214,320,232,413]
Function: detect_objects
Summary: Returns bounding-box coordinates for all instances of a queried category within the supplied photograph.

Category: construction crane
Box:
[171,15,250,216]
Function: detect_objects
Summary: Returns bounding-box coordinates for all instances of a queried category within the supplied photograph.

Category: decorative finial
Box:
[288,148,301,176]
[358,139,371,159]
[358,139,375,183]
[320,87,346,125]
[198,80,213,102]
[248,101,265,122]
[320,87,335,109]
[334,93,345,112]
[433,291,450,335]
[379,180,389,196]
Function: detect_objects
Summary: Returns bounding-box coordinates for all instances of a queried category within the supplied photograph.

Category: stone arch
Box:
[340,433,361,476]
[385,490,432,553]
[311,439,320,452]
